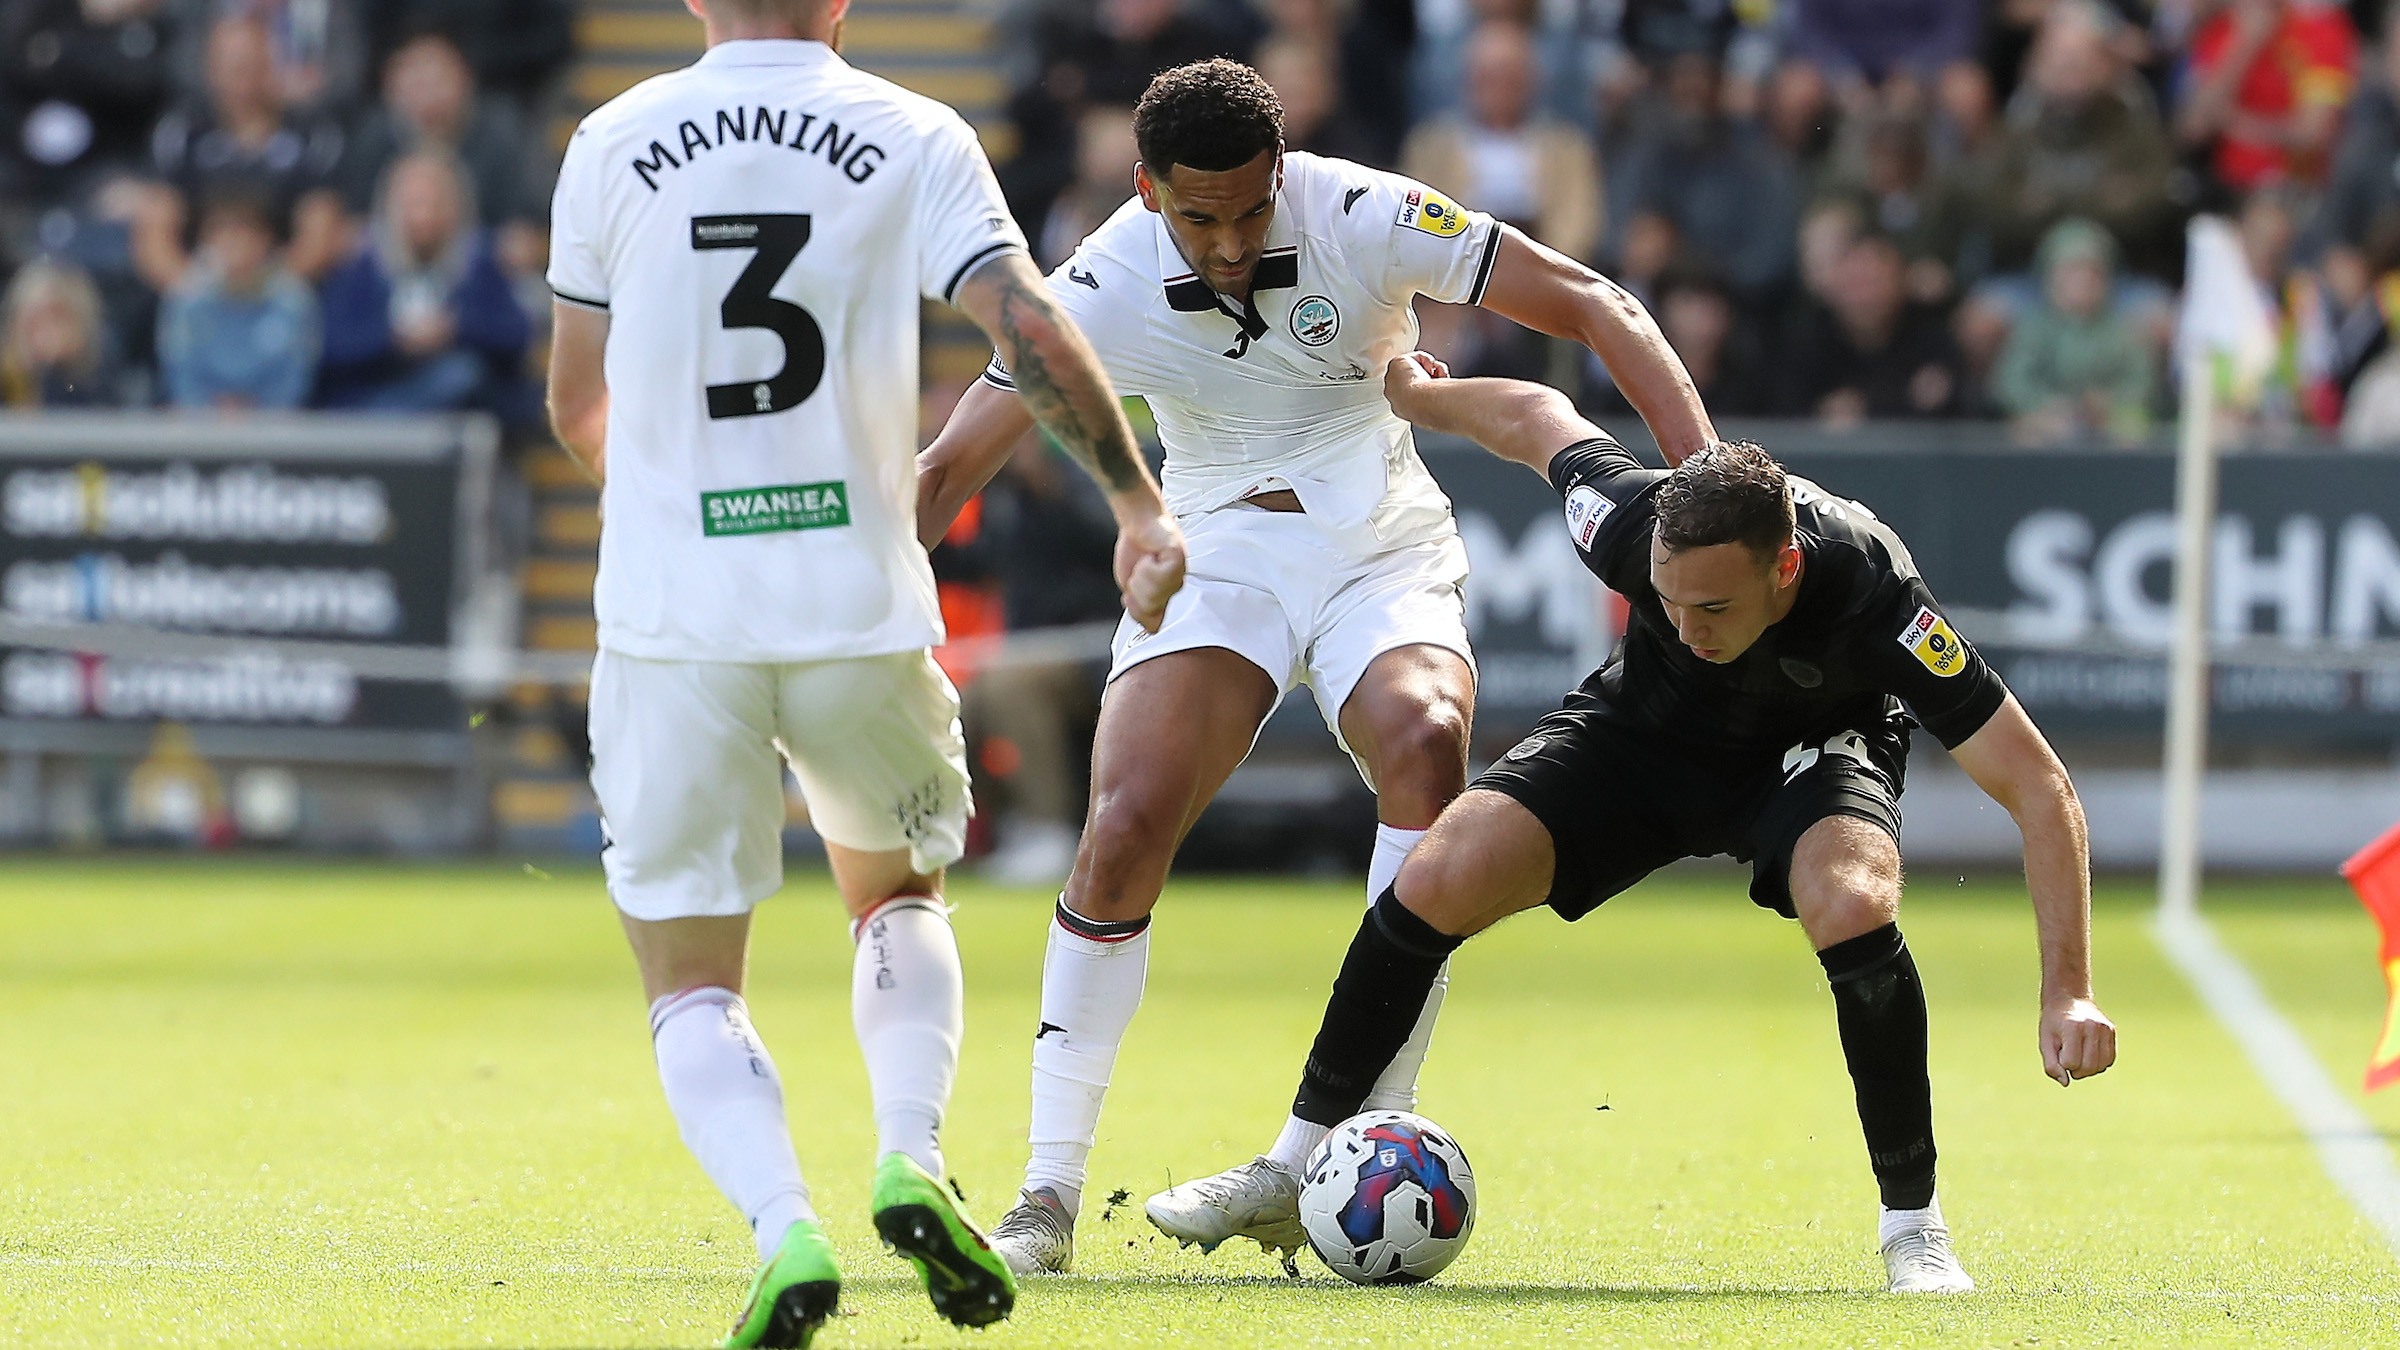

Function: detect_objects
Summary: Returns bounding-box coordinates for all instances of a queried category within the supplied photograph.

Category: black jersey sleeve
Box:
[1548,436,1667,576]
[1868,578,2009,748]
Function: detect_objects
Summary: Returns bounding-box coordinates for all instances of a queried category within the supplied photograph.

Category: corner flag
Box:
[2342,821,2400,1092]
[2176,215,2279,403]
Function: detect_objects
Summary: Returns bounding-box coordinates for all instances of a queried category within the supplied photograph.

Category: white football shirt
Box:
[549,39,1027,662]
[984,152,1501,558]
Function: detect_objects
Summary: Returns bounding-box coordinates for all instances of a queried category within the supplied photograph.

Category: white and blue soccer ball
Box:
[1298,1110,1477,1285]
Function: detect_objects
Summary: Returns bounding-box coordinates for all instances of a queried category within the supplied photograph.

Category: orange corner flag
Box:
[2341,821,2400,1093]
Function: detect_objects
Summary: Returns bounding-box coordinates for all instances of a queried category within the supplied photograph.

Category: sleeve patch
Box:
[1898,605,1968,677]
[1564,485,1614,549]
[1397,188,1471,239]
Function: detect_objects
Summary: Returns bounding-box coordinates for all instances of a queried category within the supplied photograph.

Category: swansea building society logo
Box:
[699,481,850,537]
[1289,294,1340,347]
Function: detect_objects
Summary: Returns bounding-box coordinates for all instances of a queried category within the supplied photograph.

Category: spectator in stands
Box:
[2178,0,2358,195]
[1778,229,1965,423]
[1758,56,1840,184]
[1048,0,1230,106]
[1001,0,1229,231]
[342,31,544,276]
[0,0,177,211]
[150,12,347,281]
[1825,109,1982,304]
[1787,0,1982,90]
[166,0,368,114]
[1982,0,2178,279]
[2305,16,2400,261]
[156,187,315,408]
[1037,104,1135,268]
[1258,0,1413,164]
[2236,184,2346,425]
[0,256,125,406]
[364,0,573,118]
[1929,58,2001,164]
[1402,20,1602,262]
[1587,268,1770,415]
[1258,35,1377,165]
[1993,217,2156,443]
[314,148,530,420]
[1605,48,1801,306]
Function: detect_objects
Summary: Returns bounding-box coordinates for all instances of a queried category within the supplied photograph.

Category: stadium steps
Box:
[496,0,1009,853]
[492,445,602,853]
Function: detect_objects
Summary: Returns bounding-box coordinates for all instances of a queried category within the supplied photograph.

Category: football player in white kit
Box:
[543,1,1183,1344]
[914,59,1717,1274]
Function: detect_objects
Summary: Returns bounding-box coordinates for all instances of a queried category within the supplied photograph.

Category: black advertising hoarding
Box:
[1423,435,2400,744]
[0,414,493,753]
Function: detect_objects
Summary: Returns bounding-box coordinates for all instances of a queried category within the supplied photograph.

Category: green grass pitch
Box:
[2,859,2397,1348]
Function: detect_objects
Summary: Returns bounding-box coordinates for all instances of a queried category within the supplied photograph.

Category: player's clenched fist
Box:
[1382,351,1450,414]
[1113,508,1186,634]
[2040,997,2118,1086]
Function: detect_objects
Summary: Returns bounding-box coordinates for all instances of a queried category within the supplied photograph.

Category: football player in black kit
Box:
[1248,353,2119,1293]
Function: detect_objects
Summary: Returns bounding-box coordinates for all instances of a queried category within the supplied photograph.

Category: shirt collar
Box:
[1152,190,1300,321]
[698,38,842,68]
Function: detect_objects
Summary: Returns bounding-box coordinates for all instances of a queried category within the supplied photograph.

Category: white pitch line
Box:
[2154,904,2400,1258]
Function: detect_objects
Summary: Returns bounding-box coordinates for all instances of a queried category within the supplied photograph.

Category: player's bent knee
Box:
[1376,704,1470,792]
[1789,817,1903,946]
[1080,791,1181,863]
[1392,791,1552,938]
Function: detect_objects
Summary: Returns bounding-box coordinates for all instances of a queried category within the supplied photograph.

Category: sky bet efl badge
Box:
[1899,605,1966,677]
[1398,188,1469,238]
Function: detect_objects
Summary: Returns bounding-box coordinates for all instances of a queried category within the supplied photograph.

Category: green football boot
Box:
[870,1153,1017,1329]
[724,1217,841,1349]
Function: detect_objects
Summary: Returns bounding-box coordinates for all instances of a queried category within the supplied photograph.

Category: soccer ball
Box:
[1298,1110,1476,1285]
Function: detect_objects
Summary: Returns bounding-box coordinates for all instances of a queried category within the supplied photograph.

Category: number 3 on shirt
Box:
[690,214,826,419]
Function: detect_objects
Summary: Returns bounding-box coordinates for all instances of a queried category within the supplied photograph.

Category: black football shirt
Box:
[1545,436,2009,766]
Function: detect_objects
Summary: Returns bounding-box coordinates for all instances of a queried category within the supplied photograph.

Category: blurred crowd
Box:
[0,0,570,424]
[996,0,2400,446]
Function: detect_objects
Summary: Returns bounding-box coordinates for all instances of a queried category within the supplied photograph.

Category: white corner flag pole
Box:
[2159,352,2218,918]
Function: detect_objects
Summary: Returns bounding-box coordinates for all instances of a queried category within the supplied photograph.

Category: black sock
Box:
[1292,888,1465,1126]
[1817,923,1937,1211]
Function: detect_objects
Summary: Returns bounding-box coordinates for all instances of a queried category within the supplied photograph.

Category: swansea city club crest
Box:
[1289,294,1340,347]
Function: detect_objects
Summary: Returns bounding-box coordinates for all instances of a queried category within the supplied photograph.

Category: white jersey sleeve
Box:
[1326,165,1504,310]
[911,116,1029,304]
[547,121,611,311]
[978,200,1175,397]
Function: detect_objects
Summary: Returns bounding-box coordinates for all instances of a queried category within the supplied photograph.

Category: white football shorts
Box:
[588,647,971,920]
[1109,505,1475,777]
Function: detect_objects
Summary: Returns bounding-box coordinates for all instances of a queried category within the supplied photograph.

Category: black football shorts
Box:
[1470,700,1910,920]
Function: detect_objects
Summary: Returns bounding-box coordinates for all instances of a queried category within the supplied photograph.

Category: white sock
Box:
[1366,823,1424,904]
[1265,1114,1332,1172]
[1024,898,1151,1217]
[1879,1195,1946,1246]
[851,896,961,1179]
[1360,824,1447,1114]
[650,987,815,1262]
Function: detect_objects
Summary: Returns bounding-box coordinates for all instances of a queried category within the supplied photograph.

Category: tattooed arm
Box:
[940,251,1184,631]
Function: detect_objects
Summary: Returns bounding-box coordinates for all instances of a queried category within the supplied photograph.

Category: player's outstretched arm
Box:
[1948,694,2119,1087]
[916,379,1034,549]
[1473,228,1716,466]
[951,252,1184,631]
[547,301,610,485]
[1381,352,1603,476]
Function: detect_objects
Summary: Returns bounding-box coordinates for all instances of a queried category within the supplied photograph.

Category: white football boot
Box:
[1145,1157,1306,1258]
[1882,1222,1975,1293]
[987,1186,1076,1276]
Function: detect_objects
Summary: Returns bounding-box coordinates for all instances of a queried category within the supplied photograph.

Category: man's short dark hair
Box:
[1653,440,1793,559]
[1134,59,1282,176]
